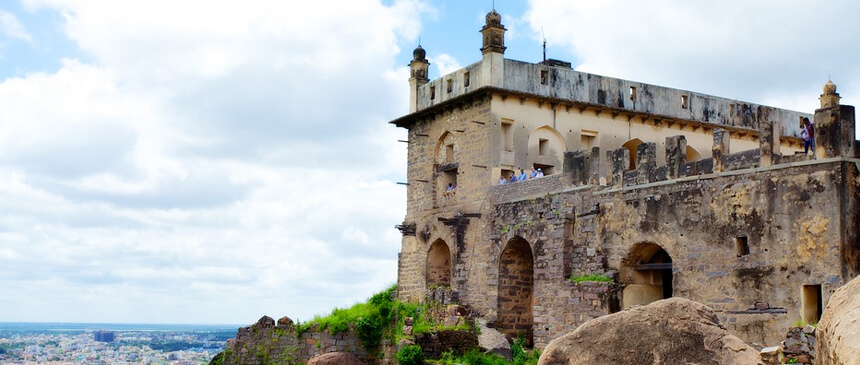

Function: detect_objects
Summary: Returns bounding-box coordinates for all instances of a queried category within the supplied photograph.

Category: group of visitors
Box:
[801,117,815,154]
[499,167,544,185]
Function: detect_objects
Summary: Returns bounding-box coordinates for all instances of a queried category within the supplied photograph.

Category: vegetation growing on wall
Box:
[433,337,540,365]
[568,273,613,284]
[217,284,541,365]
[395,345,424,365]
[295,284,398,349]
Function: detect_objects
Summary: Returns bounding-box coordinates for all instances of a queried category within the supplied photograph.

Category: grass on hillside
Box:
[294,284,540,365]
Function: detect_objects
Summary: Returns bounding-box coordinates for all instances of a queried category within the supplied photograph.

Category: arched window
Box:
[426,240,451,287]
[435,132,458,205]
[528,126,566,175]
[622,138,644,170]
[435,132,457,166]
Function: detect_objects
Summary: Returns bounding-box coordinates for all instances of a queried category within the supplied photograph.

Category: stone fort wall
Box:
[396,102,859,347]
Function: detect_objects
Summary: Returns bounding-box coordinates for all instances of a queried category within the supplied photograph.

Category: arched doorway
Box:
[620,243,673,309]
[497,237,534,343]
[622,138,644,169]
[426,240,451,287]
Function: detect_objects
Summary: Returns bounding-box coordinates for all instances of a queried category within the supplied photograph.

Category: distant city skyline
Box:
[0,0,858,325]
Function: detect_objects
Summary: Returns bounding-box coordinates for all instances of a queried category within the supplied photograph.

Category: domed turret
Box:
[408,43,430,112]
[480,9,506,55]
[820,80,841,109]
[823,80,837,94]
[412,45,427,62]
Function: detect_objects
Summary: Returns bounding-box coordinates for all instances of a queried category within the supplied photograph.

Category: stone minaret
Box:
[408,45,430,113]
[480,9,506,88]
[814,80,856,158]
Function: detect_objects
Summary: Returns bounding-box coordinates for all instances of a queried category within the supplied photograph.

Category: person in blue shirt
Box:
[518,169,527,181]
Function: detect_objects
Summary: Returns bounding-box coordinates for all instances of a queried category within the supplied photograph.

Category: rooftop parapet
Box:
[409,58,810,139]
[491,122,857,204]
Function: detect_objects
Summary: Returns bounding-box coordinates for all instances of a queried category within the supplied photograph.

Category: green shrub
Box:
[510,336,540,365]
[433,345,540,365]
[569,273,612,284]
[294,284,397,350]
[357,313,384,349]
[396,345,424,365]
[208,352,224,365]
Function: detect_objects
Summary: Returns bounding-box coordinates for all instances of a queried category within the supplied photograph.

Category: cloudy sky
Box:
[0,0,857,325]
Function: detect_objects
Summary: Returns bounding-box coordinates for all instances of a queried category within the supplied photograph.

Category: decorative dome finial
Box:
[485,9,502,27]
[412,44,427,62]
[823,80,837,94]
[819,79,841,108]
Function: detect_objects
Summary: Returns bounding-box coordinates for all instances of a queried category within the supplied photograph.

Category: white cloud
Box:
[432,53,461,77]
[0,0,422,324]
[0,10,32,42]
[526,0,860,116]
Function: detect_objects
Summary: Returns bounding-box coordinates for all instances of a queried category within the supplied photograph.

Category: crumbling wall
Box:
[219,316,392,365]
[596,162,849,346]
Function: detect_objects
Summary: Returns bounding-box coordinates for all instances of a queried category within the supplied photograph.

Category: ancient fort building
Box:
[390,10,860,347]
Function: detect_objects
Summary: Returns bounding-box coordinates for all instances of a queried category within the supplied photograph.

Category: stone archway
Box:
[426,239,451,287]
[622,138,644,169]
[620,242,673,309]
[497,237,534,343]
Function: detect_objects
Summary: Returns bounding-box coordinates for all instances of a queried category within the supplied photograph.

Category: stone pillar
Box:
[608,148,629,187]
[564,150,590,186]
[636,142,657,184]
[589,147,601,185]
[758,118,780,167]
[814,81,856,158]
[713,128,731,173]
[665,135,687,179]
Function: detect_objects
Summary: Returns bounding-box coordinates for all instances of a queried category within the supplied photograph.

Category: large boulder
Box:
[477,321,511,360]
[538,298,762,365]
[815,275,860,365]
[307,351,364,365]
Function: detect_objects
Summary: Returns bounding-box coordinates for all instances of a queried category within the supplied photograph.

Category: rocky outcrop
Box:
[815,275,860,365]
[477,321,511,360]
[307,351,364,365]
[537,298,762,365]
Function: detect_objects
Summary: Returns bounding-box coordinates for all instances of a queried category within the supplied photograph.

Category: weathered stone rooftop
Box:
[394,58,810,139]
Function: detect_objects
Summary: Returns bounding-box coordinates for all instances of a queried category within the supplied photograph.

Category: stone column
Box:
[589,147,601,185]
[713,128,731,173]
[665,135,687,179]
[564,150,590,186]
[607,148,629,187]
[758,117,780,167]
[636,142,657,184]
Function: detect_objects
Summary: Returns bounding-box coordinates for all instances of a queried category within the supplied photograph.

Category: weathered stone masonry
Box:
[392,9,859,349]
